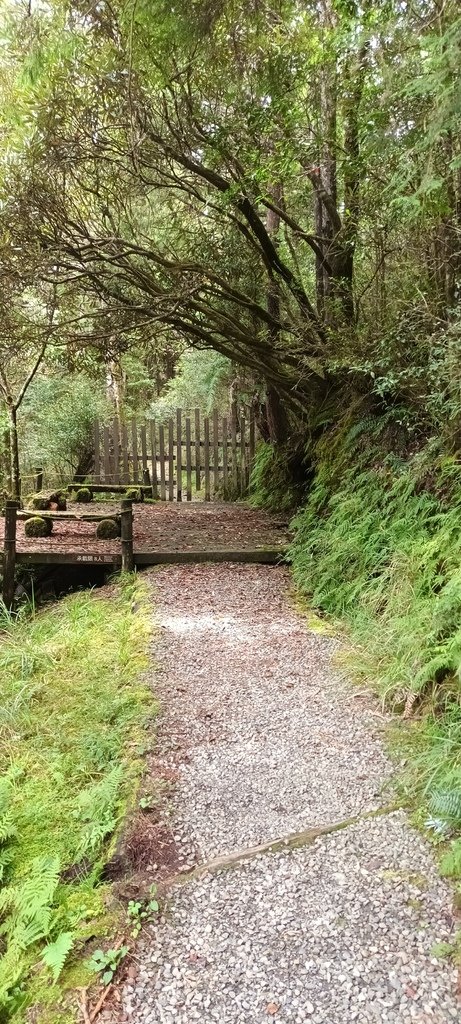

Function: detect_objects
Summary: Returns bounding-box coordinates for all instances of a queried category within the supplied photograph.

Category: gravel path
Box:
[116,563,459,1023]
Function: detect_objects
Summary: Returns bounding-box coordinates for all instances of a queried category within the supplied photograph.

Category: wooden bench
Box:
[18,510,121,524]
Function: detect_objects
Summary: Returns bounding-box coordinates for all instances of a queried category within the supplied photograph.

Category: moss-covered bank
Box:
[252,417,461,887]
[0,575,155,1021]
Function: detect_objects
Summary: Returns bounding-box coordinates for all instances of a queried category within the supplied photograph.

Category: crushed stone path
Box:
[118,564,459,1024]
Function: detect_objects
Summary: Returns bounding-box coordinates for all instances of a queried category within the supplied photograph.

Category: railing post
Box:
[120,499,134,573]
[3,500,19,609]
[34,467,43,493]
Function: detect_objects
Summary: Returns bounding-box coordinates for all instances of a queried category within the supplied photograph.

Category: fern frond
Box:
[42,931,74,981]
[429,788,461,826]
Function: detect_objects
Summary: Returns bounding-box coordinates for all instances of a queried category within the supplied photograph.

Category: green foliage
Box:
[0,578,154,1019]
[24,516,51,537]
[249,442,306,516]
[126,886,159,938]
[87,944,129,985]
[42,932,74,983]
[21,374,110,485]
[289,414,461,872]
[75,487,93,503]
[96,518,120,540]
[150,349,233,420]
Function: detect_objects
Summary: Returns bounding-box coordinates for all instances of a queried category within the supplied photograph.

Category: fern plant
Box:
[427,788,461,835]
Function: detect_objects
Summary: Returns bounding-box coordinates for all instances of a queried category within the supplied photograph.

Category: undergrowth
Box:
[0,575,154,1021]
[255,412,461,888]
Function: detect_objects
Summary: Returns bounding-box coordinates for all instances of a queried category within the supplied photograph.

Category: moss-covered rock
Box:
[96,518,120,539]
[49,491,67,511]
[75,487,93,503]
[24,516,53,538]
[125,487,144,503]
[31,494,52,511]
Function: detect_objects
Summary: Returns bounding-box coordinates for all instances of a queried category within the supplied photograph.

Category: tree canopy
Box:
[1,0,461,464]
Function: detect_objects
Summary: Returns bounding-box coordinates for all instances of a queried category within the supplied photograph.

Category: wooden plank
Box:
[19,509,121,522]
[194,408,201,491]
[93,420,101,484]
[231,401,238,493]
[103,425,111,483]
[131,417,139,483]
[13,551,122,566]
[140,423,148,479]
[66,483,151,494]
[222,416,228,496]
[112,417,120,485]
[176,407,182,502]
[11,547,288,568]
[240,413,246,494]
[168,418,174,501]
[158,424,166,501]
[185,417,192,502]
[121,421,130,484]
[212,408,219,495]
[204,417,210,501]
[150,421,158,499]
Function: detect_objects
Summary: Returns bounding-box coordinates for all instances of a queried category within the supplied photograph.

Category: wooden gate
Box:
[92,404,257,501]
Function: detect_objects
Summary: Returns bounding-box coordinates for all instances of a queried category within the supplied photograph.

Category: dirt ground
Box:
[0,501,290,556]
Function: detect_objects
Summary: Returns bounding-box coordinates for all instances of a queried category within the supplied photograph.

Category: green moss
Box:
[124,487,144,503]
[96,518,120,539]
[0,576,155,1020]
[24,515,52,537]
[75,487,93,503]
[31,494,51,511]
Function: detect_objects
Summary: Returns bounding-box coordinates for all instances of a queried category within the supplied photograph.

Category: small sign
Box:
[76,554,115,563]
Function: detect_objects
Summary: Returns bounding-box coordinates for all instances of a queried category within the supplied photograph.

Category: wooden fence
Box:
[92,404,257,501]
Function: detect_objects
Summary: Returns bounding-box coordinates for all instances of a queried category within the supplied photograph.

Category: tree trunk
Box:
[7,405,20,501]
[265,186,290,445]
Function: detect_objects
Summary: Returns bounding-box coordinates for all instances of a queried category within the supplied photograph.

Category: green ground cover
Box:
[0,575,154,1021]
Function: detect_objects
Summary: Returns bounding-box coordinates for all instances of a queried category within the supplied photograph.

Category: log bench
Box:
[2,500,135,608]
[18,510,121,524]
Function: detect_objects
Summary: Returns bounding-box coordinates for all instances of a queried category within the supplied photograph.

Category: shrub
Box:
[24,516,52,538]
[96,518,120,539]
[75,487,93,503]
[125,488,144,503]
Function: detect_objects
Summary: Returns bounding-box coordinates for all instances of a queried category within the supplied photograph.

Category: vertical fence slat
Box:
[112,417,120,485]
[212,408,219,495]
[103,426,111,483]
[140,424,148,481]
[222,416,228,496]
[194,408,201,491]
[168,418,174,501]
[93,420,101,484]
[159,424,166,500]
[204,417,211,501]
[186,417,192,502]
[240,413,246,495]
[231,401,238,493]
[176,407,182,502]
[150,421,158,499]
[121,421,129,484]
